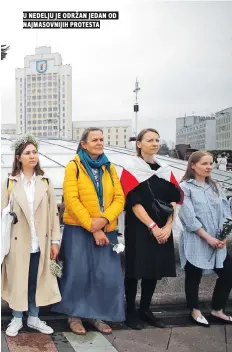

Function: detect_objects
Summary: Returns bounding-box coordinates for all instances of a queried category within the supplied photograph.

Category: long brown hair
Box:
[182,151,218,195]
[11,142,44,176]
[136,128,160,157]
[76,127,104,153]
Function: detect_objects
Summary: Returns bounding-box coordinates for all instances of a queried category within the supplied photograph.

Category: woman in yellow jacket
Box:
[52,128,125,335]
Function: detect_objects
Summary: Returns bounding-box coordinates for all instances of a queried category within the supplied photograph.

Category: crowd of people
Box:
[2,128,232,337]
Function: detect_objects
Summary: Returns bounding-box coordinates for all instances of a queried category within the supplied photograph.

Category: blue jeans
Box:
[13,252,40,318]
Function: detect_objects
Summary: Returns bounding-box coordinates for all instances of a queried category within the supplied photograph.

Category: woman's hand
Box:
[91,218,108,232]
[93,230,110,246]
[50,244,60,260]
[207,237,224,249]
[159,223,172,243]
[217,239,227,249]
[151,226,163,244]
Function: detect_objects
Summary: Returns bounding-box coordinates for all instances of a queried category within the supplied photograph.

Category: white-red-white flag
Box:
[114,156,183,203]
[114,156,184,235]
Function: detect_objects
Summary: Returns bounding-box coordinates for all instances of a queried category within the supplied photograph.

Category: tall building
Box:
[215,107,232,150]
[176,115,216,150]
[72,119,132,148]
[15,46,72,139]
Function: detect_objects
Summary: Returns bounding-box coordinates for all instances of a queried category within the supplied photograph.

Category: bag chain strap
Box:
[147,179,155,199]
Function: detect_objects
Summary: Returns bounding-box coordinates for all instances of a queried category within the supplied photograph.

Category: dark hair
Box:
[11,142,44,176]
[76,127,104,153]
[136,128,160,157]
[181,151,218,195]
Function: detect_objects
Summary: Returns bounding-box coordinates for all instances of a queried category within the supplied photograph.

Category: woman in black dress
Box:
[124,128,182,329]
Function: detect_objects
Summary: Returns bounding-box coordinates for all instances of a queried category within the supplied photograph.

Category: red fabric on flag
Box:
[120,168,139,196]
[170,171,184,204]
[170,171,178,186]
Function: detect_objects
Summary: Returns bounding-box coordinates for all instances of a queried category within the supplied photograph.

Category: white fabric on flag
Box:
[113,156,183,236]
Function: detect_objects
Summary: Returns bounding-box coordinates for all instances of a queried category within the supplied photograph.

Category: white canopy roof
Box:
[2,135,232,203]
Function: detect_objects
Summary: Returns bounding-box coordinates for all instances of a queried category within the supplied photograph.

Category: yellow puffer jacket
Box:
[63,154,125,232]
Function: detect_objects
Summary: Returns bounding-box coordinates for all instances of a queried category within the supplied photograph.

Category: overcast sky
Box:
[1,0,232,142]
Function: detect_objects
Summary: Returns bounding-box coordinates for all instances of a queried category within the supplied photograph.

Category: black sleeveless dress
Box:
[124,162,181,280]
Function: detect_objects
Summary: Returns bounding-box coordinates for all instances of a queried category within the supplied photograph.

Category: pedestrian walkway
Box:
[1,331,117,352]
[1,325,232,352]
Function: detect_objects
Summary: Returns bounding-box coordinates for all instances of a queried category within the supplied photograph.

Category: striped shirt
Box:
[178,179,230,270]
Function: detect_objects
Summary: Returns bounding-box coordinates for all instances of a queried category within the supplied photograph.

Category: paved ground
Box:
[1,325,232,352]
[1,322,232,352]
[2,300,232,351]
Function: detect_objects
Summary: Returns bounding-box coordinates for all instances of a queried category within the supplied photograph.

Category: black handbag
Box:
[147,180,174,223]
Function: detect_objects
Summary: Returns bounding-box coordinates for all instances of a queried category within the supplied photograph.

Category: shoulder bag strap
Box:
[146,179,155,198]
[71,159,79,179]
[7,178,13,196]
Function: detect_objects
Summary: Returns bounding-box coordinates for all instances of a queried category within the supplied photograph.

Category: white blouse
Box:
[21,173,60,253]
[21,173,39,253]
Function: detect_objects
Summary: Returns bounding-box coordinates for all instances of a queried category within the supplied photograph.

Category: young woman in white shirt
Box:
[1,135,61,337]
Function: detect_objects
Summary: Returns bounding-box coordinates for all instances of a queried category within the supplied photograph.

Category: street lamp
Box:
[133,78,141,137]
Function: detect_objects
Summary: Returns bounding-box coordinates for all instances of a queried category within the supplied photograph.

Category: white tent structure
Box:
[2,135,232,200]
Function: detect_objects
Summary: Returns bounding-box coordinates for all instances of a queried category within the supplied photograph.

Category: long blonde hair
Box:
[182,151,218,195]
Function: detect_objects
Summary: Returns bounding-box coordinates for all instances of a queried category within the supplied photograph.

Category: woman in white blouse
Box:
[1,135,61,337]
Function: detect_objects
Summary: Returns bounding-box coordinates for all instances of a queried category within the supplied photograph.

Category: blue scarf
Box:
[78,149,112,208]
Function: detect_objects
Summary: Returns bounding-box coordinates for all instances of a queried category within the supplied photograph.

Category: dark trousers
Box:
[185,255,232,311]
[125,277,157,313]
[13,252,40,318]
